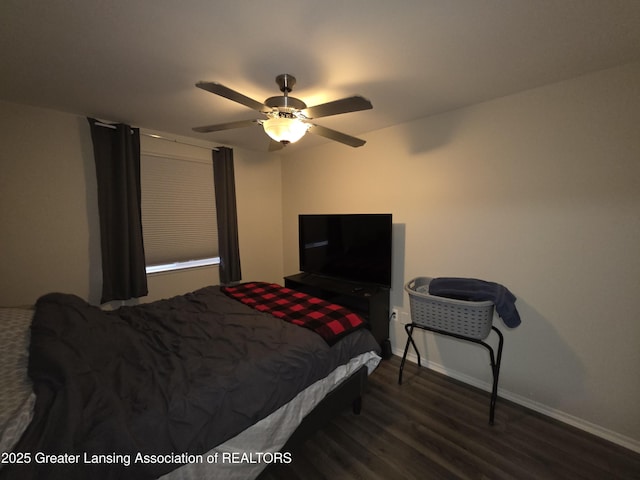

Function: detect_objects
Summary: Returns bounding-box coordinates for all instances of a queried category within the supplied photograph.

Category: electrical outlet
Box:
[391,307,400,321]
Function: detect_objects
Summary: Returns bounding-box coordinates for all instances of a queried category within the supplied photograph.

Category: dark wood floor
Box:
[262,355,640,480]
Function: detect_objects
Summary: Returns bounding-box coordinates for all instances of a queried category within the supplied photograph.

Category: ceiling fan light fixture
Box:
[262,117,309,144]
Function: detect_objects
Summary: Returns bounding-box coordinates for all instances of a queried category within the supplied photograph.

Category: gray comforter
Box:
[2,286,380,480]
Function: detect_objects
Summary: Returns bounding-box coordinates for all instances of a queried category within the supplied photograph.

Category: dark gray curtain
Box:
[213,147,242,284]
[88,118,148,303]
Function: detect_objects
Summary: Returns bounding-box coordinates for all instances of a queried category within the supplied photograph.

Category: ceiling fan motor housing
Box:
[264,96,307,115]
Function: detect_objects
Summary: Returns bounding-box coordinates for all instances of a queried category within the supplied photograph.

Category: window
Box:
[140,150,219,273]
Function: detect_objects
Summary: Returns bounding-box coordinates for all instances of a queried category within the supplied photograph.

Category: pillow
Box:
[0,308,34,455]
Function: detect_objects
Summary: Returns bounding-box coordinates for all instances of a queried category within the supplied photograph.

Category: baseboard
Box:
[392,347,640,455]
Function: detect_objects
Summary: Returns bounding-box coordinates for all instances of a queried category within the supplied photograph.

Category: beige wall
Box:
[233,147,284,284]
[281,62,640,448]
[0,103,96,305]
[0,102,284,306]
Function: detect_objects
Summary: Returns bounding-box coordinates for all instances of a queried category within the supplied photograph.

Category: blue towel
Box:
[429,277,521,328]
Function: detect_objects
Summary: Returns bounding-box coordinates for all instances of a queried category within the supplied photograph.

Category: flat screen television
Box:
[298,214,392,288]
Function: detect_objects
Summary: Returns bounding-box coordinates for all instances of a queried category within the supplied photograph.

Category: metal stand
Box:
[398,323,504,425]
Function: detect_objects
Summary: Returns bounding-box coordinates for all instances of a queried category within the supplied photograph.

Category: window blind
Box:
[140,153,218,266]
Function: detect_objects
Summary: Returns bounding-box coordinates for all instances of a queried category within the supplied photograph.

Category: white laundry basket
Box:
[404,277,494,340]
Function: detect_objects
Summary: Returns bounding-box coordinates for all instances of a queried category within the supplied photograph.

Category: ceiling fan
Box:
[193,74,372,149]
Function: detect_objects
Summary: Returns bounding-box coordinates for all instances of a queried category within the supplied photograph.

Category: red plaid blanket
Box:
[221,282,365,345]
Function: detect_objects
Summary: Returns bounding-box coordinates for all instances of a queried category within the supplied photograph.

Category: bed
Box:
[0,283,381,480]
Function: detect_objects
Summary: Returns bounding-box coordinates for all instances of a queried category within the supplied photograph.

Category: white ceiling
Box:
[2,0,640,153]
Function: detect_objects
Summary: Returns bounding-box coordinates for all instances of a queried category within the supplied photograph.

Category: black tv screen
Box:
[298,214,392,287]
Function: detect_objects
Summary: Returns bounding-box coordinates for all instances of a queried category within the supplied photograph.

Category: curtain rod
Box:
[93,121,219,151]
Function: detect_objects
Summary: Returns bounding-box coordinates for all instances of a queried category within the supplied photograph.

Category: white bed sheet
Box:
[162,350,381,480]
[0,307,34,464]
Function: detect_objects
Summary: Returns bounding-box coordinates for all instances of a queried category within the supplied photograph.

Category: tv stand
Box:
[284,273,391,358]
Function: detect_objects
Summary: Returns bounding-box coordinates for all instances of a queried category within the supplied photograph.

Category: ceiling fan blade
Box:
[303,96,372,119]
[196,81,269,113]
[307,124,366,147]
[192,119,258,133]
